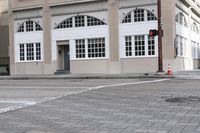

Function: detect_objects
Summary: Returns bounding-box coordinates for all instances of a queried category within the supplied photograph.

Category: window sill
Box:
[16,60,43,63]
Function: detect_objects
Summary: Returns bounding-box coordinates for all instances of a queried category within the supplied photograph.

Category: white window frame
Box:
[134,35,145,56]
[19,44,25,61]
[55,15,106,29]
[87,38,106,58]
[191,41,198,59]
[122,9,157,24]
[148,36,156,56]
[176,35,187,58]
[17,21,42,33]
[18,42,42,62]
[75,39,86,59]
[124,35,157,58]
[125,36,132,56]
[74,38,107,60]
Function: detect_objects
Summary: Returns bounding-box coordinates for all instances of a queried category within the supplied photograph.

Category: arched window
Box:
[134,9,145,22]
[17,20,42,32]
[191,22,199,33]
[55,15,106,29]
[147,10,157,21]
[176,12,188,27]
[56,17,73,29]
[122,9,157,23]
[87,16,106,26]
[122,12,132,23]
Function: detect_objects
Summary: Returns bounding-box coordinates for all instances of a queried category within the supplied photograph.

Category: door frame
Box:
[56,40,70,72]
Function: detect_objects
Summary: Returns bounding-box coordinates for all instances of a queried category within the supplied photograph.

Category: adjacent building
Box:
[0,0,9,74]
[8,0,200,75]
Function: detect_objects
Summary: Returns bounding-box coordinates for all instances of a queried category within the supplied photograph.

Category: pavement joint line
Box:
[0,78,169,115]
[88,79,170,90]
[0,86,90,89]
[0,101,36,105]
[0,106,22,114]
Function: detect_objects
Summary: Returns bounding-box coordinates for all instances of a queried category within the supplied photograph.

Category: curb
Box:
[0,75,176,80]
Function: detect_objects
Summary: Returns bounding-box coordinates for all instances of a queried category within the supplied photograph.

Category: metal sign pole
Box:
[157,0,164,73]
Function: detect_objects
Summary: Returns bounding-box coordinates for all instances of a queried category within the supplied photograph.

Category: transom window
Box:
[75,38,106,59]
[17,20,42,33]
[176,12,188,27]
[56,18,73,29]
[18,42,42,62]
[122,12,132,23]
[55,15,106,29]
[122,9,157,23]
[26,21,34,32]
[134,9,145,22]
[75,16,85,27]
[124,35,156,57]
[18,25,24,32]
[87,16,105,26]
[35,23,43,31]
[147,11,157,21]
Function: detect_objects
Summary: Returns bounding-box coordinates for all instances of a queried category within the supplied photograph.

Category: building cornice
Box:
[184,0,200,16]
[12,6,43,12]
[119,3,157,10]
[49,0,106,7]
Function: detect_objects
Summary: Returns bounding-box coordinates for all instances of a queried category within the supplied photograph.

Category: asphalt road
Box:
[0,77,200,133]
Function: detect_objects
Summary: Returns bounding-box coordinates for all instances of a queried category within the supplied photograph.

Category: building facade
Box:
[8,0,200,75]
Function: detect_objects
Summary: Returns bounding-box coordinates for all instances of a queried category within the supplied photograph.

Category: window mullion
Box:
[85,39,88,58]
[72,17,75,28]
[131,11,133,23]
[24,44,27,61]
[178,36,180,57]
[85,16,87,27]
[34,43,36,61]
[196,43,198,59]
[124,37,127,57]
[18,44,20,62]
[145,35,148,57]
[24,22,26,32]
[156,36,158,56]
[144,10,147,22]
[132,36,135,57]
[183,38,185,57]
[184,38,186,57]
[132,11,135,23]
[33,22,36,32]
[191,41,193,58]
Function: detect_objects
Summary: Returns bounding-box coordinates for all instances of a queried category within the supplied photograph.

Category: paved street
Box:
[0,76,199,133]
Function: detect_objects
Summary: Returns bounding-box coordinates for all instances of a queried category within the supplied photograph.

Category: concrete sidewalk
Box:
[175,69,200,79]
[0,73,175,80]
[2,69,200,80]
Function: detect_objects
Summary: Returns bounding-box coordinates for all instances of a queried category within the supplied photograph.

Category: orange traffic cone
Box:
[167,64,173,75]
